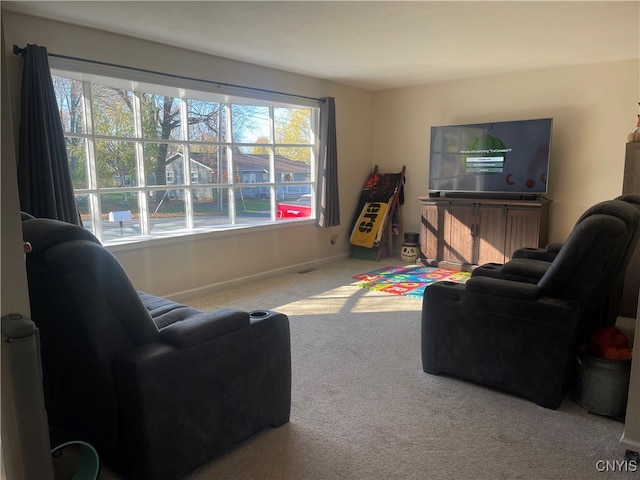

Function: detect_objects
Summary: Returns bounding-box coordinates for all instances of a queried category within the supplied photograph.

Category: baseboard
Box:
[167,252,350,303]
[350,245,385,260]
[619,432,640,453]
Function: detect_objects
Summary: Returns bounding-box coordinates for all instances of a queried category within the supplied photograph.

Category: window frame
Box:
[51,62,319,246]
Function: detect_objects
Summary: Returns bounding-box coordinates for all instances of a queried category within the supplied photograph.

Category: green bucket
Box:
[51,441,99,480]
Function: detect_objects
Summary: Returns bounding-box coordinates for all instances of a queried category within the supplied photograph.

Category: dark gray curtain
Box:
[17,44,81,225]
[316,97,340,227]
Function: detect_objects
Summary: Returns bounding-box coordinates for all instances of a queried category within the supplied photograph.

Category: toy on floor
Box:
[349,165,406,261]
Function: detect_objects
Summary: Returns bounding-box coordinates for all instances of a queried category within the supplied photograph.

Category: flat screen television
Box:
[428,118,552,196]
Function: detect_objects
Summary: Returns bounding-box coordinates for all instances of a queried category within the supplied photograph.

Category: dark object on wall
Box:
[21,217,291,480]
[623,142,640,193]
[15,44,81,226]
[421,200,640,409]
[621,142,640,318]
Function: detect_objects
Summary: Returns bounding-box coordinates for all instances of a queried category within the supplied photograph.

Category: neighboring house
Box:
[164,153,216,201]
[164,152,311,201]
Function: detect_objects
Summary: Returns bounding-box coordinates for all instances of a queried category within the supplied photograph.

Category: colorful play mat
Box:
[352,265,470,298]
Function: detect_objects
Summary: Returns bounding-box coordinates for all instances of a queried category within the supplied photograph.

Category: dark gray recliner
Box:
[422,204,639,409]
[513,194,640,258]
[22,217,292,480]
[471,196,640,332]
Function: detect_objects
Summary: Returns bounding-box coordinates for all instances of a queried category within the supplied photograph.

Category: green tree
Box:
[141,93,181,191]
[92,85,137,187]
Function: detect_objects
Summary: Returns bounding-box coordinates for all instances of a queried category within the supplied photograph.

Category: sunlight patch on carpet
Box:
[352,265,470,298]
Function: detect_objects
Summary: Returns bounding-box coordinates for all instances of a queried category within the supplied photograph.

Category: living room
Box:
[2,3,639,296]
[2,2,639,479]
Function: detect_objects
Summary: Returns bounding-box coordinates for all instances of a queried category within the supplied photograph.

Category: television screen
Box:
[429,118,552,195]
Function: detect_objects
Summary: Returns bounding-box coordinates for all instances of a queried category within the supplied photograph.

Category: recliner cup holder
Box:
[250,310,270,318]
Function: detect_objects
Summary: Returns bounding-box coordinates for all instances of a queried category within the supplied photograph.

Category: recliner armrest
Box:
[500,258,551,280]
[465,276,540,301]
[158,309,250,348]
[512,242,562,261]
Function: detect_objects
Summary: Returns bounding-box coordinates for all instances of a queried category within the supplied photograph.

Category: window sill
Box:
[105,218,315,253]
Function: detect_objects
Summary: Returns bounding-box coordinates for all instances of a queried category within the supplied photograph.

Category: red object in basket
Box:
[587,326,629,358]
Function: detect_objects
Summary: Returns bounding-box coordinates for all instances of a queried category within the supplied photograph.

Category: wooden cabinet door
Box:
[420,204,440,260]
[476,205,506,265]
[419,196,550,268]
[443,203,475,265]
[504,208,541,261]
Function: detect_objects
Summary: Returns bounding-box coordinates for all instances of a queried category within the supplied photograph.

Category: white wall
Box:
[2,11,374,298]
[373,60,640,243]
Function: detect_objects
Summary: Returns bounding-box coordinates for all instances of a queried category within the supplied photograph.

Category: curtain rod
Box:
[13,44,322,103]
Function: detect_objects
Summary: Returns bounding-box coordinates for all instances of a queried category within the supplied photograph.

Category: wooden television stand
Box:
[418,193,551,270]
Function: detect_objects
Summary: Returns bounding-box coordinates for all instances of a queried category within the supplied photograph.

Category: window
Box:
[52,69,318,245]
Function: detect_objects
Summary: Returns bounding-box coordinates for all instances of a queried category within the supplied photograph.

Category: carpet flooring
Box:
[102,257,635,480]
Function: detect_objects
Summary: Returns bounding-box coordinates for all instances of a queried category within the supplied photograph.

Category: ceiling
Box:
[3,1,639,91]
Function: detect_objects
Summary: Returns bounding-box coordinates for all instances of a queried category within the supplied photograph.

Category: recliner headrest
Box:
[538,213,629,296]
[576,199,639,227]
[22,218,101,257]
